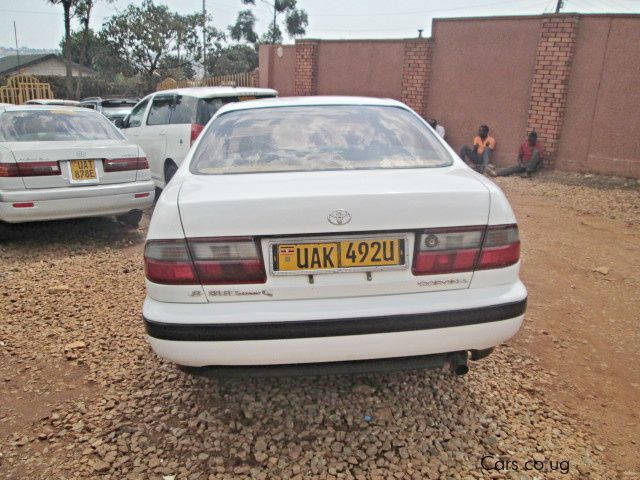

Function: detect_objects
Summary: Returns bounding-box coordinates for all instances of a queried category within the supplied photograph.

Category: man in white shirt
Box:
[428,118,446,139]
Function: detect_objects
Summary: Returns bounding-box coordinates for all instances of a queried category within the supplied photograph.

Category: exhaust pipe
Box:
[449,352,469,376]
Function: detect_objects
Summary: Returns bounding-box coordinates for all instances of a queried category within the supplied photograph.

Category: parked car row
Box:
[0,92,526,377]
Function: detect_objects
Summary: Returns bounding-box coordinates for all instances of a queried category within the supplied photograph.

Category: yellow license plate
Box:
[275,238,404,272]
[70,159,97,180]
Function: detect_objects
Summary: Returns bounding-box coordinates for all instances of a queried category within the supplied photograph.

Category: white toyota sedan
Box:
[0,105,154,226]
[143,97,527,375]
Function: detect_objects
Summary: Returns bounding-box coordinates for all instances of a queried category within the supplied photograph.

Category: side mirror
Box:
[114,118,124,128]
[119,115,130,129]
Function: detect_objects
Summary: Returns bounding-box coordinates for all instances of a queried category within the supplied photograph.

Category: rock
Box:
[593,266,610,275]
[64,341,87,351]
[92,460,109,472]
[47,285,70,294]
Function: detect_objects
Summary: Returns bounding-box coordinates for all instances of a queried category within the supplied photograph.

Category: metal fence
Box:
[0,75,54,104]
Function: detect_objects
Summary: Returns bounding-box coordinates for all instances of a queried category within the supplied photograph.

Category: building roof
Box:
[0,53,95,76]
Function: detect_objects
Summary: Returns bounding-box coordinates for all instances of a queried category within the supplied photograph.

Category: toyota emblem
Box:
[328,209,351,226]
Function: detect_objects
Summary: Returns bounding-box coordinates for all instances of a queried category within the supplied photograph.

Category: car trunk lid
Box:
[5,140,140,189]
[176,167,492,301]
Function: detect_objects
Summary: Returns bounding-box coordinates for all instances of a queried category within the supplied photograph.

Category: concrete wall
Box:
[316,40,404,98]
[259,45,295,97]
[259,14,640,178]
[427,17,541,167]
[557,16,640,177]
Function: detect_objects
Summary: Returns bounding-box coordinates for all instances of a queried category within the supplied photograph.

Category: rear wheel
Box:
[164,160,178,186]
[116,210,142,228]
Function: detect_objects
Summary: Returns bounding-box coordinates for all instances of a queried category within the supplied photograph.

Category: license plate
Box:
[69,159,97,181]
[274,238,405,273]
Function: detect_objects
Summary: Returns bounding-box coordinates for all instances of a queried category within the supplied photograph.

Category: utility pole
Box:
[555,0,564,13]
[13,21,20,72]
[202,0,207,78]
[272,4,277,45]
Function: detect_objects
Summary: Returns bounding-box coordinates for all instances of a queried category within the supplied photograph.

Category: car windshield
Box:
[0,109,124,142]
[190,105,453,174]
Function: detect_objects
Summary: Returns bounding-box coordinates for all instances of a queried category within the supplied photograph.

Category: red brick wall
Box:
[294,40,319,96]
[526,15,580,164]
[400,39,433,116]
[260,14,640,178]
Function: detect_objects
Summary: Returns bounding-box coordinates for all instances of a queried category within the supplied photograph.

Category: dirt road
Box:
[0,172,638,479]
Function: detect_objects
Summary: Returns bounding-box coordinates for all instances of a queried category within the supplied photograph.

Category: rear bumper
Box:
[143,282,527,367]
[0,180,154,223]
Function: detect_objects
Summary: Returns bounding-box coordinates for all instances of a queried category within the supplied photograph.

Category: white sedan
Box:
[143,96,527,375]
[0,105,154,225]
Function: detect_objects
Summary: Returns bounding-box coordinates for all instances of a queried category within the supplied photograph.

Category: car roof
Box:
[216,95,407,115]
[154,86,278,99]
[25,99,79,105]
[0,105,100,113]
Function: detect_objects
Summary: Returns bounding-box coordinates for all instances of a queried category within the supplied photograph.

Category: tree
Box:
[101,0,203,87]
[207,44,258,76]
[60,29,135,77]
[74,0,105,98]
[48,0,78,98]
[158,55,196,81]
[229,0,308,45]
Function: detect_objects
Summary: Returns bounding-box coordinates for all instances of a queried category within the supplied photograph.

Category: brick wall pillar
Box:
[294,39,319,96]
[527,15,579,165]
[400,39,433,116]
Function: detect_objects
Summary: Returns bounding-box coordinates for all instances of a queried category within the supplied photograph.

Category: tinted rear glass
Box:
[102,100,138,108]
[190,105,453,174]
[147,96,173,126]
[170,95,197,124]
[0,110,124,142]
[195,95,275,125]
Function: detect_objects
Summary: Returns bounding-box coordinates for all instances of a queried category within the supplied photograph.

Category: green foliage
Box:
[207,44,258,76]
[229,10,259,44]
[158,55,196,81]
[229,0,308,46]
[101,0,203,85]
[11,74,146,99]
[59,30,135,77]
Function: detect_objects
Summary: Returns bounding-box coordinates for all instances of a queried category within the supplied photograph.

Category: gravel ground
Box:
[1,172,638,479]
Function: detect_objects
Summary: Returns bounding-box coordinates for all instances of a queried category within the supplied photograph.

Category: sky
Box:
[1,0,639,50]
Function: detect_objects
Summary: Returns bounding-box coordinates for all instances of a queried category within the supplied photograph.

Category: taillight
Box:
[103,157,148,172]
[144,240,198,285]
[190,124,205,145]
[144,237,266,285]
[413,227,484,275]
[477,224,520,270]
[0,161,61,177]
[188,237,266,285]
[412,224,519,275]
[0,162,20,177]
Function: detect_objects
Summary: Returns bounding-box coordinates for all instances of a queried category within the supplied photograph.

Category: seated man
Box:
[488,131,544,178]
[459,124,495,173]
[427,118,446,139]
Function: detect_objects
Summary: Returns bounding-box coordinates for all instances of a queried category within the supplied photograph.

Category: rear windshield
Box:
[101,100,138,108]
[0,110,124,142]
[190,105,453,174]
[196,95,275,125]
